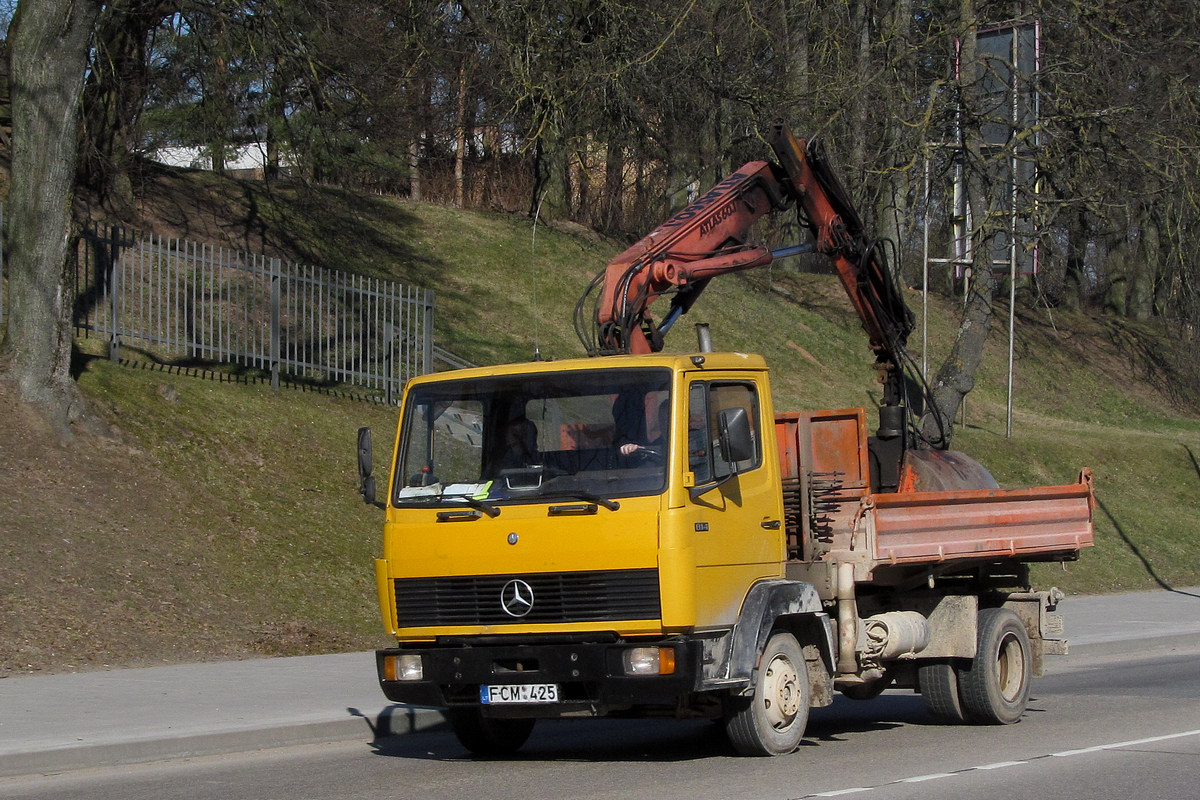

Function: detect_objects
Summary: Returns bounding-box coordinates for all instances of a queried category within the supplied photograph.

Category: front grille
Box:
[395,568,660,627]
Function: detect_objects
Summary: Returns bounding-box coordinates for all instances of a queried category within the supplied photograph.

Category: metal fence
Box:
[2,209,439,402]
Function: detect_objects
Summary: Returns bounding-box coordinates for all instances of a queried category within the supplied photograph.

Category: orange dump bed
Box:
[775,409,1095,570]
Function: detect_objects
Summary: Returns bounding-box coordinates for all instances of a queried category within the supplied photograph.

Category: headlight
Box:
[383,654,424,681]
[622,647,676,676]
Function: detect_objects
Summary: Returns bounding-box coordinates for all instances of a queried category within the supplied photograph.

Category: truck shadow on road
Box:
[363,695,946,763]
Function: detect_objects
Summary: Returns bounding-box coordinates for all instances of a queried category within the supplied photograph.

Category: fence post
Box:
[270,258,281,391]
[0,204,5,324]
[384,323,395,405]
[108,226,121,362]
[422,288,434,376]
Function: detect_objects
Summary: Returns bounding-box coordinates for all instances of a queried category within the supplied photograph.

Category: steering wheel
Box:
[629,445,663,464]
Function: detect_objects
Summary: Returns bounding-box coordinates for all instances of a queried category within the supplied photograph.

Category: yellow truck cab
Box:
[364,352,833,755]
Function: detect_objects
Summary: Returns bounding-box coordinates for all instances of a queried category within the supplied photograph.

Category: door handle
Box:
[760,519,781,530]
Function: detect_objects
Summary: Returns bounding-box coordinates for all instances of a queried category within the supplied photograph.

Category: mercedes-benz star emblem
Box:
[500,579,535,617]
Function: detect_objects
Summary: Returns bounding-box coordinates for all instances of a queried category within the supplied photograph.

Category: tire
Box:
[725,632,810,756]
[958,607,1032,725]
[447,708,536,755]
[918,659,969,723]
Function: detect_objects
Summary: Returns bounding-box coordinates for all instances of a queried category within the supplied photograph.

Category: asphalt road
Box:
[3,643,1198,800]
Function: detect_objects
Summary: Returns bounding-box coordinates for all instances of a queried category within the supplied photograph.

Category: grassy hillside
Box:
[2,170,1198,676]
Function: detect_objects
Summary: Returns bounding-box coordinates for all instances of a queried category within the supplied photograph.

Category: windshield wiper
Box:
[443,494,501,518]
[539,490,620,511]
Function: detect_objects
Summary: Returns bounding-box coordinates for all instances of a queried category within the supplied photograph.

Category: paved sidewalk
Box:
[1058,585,1200,653]
[0,652,445,778]
[2,587,1198,778]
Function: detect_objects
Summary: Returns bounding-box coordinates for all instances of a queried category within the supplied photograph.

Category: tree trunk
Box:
[78,0,174,214]
[1128,206,1159,320]
[601,138,624,233]
[1105,236,1129,317]
[920,0,997,448]
[775,0,810,256]
[875,0,914,283]
[408,77,430,203]
[849,0,871,184]
[2,0,101,438]
[783,0,810,98]
[574,146,591,225]
[532,120,571,221]
[265,117,280,183]
[1061,204,1088,311]
[408,135,423,202]
[454,60,468,209]
[481,124,502,210]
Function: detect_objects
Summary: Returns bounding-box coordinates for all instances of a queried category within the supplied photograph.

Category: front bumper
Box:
[376,637,701,716]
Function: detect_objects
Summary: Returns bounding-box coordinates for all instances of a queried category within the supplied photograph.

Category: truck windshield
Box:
[394,367,671,507]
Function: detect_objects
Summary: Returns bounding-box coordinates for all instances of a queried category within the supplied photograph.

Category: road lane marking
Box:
[899,773,954,783]
[1052,728,1200,758]
[814,789,872,797]
[792,728,1200,799]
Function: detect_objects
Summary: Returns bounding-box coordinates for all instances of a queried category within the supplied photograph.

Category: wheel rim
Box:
[761,652,803,729]
[995,631,1027,703]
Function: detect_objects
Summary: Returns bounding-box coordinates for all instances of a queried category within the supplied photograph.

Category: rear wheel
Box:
[725,632,810,756]
[958,607,1032,724]
[918,659,969,723]
[447,708,536,755]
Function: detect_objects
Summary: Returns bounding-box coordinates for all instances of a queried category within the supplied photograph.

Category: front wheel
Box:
[958,607,1032,724]
[446,708,536,755]
[725,632,811,756]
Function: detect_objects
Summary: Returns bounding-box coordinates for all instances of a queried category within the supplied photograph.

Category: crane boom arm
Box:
[769,124,915,397]
[576,160,789,356]
[576,122,915,407]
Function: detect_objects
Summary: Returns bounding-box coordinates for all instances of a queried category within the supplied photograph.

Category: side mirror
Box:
[718,407,754,465]
[357,427,383,508]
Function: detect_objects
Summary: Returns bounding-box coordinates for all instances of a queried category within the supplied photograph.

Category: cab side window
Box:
[687,381,762,482]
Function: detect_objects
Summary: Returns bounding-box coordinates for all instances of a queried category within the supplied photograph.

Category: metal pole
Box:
[384,323,395,405]
[1006,26,1020,439]
[1,204,6,324]
[270,258,281,391]
[921,153,931,379]
[108,226,121,362]
[422,288,435,376]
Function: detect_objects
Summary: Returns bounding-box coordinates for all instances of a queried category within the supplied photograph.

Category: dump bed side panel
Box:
[869,473,1095,565]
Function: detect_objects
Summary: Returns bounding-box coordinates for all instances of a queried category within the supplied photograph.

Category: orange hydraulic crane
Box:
[575,121,945,452]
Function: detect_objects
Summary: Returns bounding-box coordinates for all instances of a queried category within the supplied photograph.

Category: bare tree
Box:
[77,0,177,213]
[1,0,101,438]
[921,0,998,445]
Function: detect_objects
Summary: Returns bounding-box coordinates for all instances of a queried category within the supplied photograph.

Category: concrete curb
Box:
[1065,631,1200,660]
[0,706,447,778]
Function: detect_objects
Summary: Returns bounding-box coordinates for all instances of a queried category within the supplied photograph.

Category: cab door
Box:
[683,377,785,627]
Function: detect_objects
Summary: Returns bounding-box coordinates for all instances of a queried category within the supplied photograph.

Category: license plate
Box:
[480,683,559,704]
